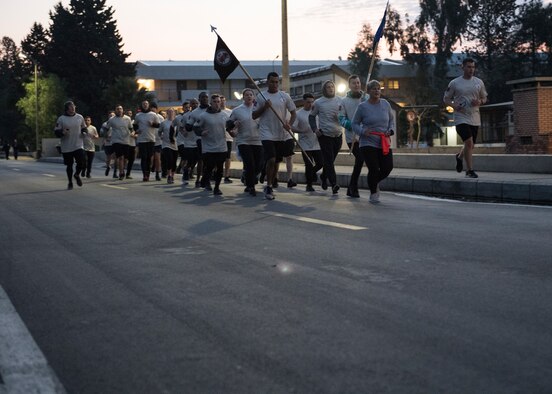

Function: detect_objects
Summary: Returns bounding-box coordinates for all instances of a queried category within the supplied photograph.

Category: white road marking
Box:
[262,211,367,231]
[0,286,66,393]
[42,174,56,177]
[101,184,128,190]
[12,168,20,171]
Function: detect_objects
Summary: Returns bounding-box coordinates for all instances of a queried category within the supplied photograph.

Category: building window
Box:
[176,80,187,100]
[386,80,399,90]
[197,80,207,90]
[296,86,303,95]
[314,82,322,93]
[289,87,295,96]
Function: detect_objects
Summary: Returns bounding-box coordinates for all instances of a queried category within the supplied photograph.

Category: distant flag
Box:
[212,26,239,84]
[372,1,389,51]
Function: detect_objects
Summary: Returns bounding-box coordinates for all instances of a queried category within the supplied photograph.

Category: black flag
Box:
[213,35,239,84]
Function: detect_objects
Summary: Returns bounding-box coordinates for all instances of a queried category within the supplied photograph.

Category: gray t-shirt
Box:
[55,114,86,153]
[340,92,367,143]
[254,90,296,141]
[229,104,261,146]
[443,75,488,126]
[83,125,98,152]
[196,111,228,153]
[159,119,178,150]
[292,108,320,151]
[352,99,395,149]
[310,96,343,138]
[106,115,133,145]
[134,111,160,143]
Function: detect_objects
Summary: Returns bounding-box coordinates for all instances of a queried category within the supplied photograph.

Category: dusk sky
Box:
[2,1,551,62]
[2,0,420,62]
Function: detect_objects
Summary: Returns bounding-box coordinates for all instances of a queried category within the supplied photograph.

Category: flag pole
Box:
[211,26,315,167]
[364,1,388,91]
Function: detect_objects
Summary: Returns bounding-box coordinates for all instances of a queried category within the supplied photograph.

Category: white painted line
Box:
[0,286,66,393]
[101,183,128,190]
[42,174,56,177]
[262,211,367,231]
[12,168,20,171]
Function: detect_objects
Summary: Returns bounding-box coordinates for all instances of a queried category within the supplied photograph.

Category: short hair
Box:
[85,116,91,120]
[182,101,189,106]
[348,74,361,83]
[303,93,315,100]
[267,71,279,81]
[210,94,220,100]
[149,102,158,109]
[366,80,381,91]
[242,88,254,96]
[462,58,476,66]
[198,92,208,98]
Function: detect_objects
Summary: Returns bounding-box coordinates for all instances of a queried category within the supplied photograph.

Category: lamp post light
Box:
[34,61,40,159]
[272,55,279,72]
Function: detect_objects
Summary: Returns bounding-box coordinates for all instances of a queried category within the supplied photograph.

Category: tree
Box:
[416,0,473,87]
[102,76,149,113]
[515,0,552,75]
[20,22,49,72]
[0,37,26,142]
[44,0,135,124]
[16,74,68,149]
[461,0,520,102]
[347,23,381,86]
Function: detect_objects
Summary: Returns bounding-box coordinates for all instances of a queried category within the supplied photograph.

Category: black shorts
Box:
[283,139,295,157]
[262,140,287,163]
[196,139,202,156]
[154,145,162,153]
[183,147,199,162]
[103,145,114,155]
[456,124,479,143]
[62,149,85,167]
[226,141,233,160]
[112,143,128,158]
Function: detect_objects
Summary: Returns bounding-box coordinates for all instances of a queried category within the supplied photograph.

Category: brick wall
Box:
[508,82,552,154]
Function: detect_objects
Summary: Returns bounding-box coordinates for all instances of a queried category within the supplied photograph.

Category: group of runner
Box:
[55,60,486,201]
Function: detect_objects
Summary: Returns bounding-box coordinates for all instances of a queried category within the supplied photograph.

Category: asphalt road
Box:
[1,159,551,393]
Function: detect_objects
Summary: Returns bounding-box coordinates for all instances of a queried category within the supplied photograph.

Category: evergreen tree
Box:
[515,0,552,75]
[45,0,135,123]
[20,22,49,72]
[0,37,26,142]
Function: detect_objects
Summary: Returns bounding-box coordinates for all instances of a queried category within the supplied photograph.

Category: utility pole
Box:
[34,62,40,159]
[281,0,290,92]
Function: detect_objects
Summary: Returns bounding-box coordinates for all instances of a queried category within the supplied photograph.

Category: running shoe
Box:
[346,186,360,198]
[287,179,297,188]
[369,192,380,204]
[74,174,83,187]
[332,184,340,194]
[455,154,463,173]
[105,167,110,176]
[465,170,479,178]
[306,184,315,192]
[67,182,73,190]
[264,186,275,200]
[213,187,223,196]
[224,177,233,184]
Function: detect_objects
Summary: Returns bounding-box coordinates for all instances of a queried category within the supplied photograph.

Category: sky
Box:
[1,0,422,62]
[3,0,551,63]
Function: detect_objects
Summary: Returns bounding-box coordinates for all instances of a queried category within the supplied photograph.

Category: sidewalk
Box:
[39,156,552,205]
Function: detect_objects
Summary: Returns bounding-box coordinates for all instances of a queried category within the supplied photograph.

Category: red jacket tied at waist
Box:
[369,131,391,155]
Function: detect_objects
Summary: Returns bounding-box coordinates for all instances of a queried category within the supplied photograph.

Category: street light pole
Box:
[281,0,290,92]
[272,55,279,72]
[34,61,40,159]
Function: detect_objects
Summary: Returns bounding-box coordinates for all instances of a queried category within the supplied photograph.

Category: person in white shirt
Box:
[54,101,87,190]
[252,72,296,200]
[133,100,160,181]
[81,116,99,178]
[159,108,178,184]
[443,58,488,178]
[194,94,229,196]
[220,95,234,184]
[292,93,324,192]
[104,105,133,180]
[226,88,262,196]
[309,80,344,194]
